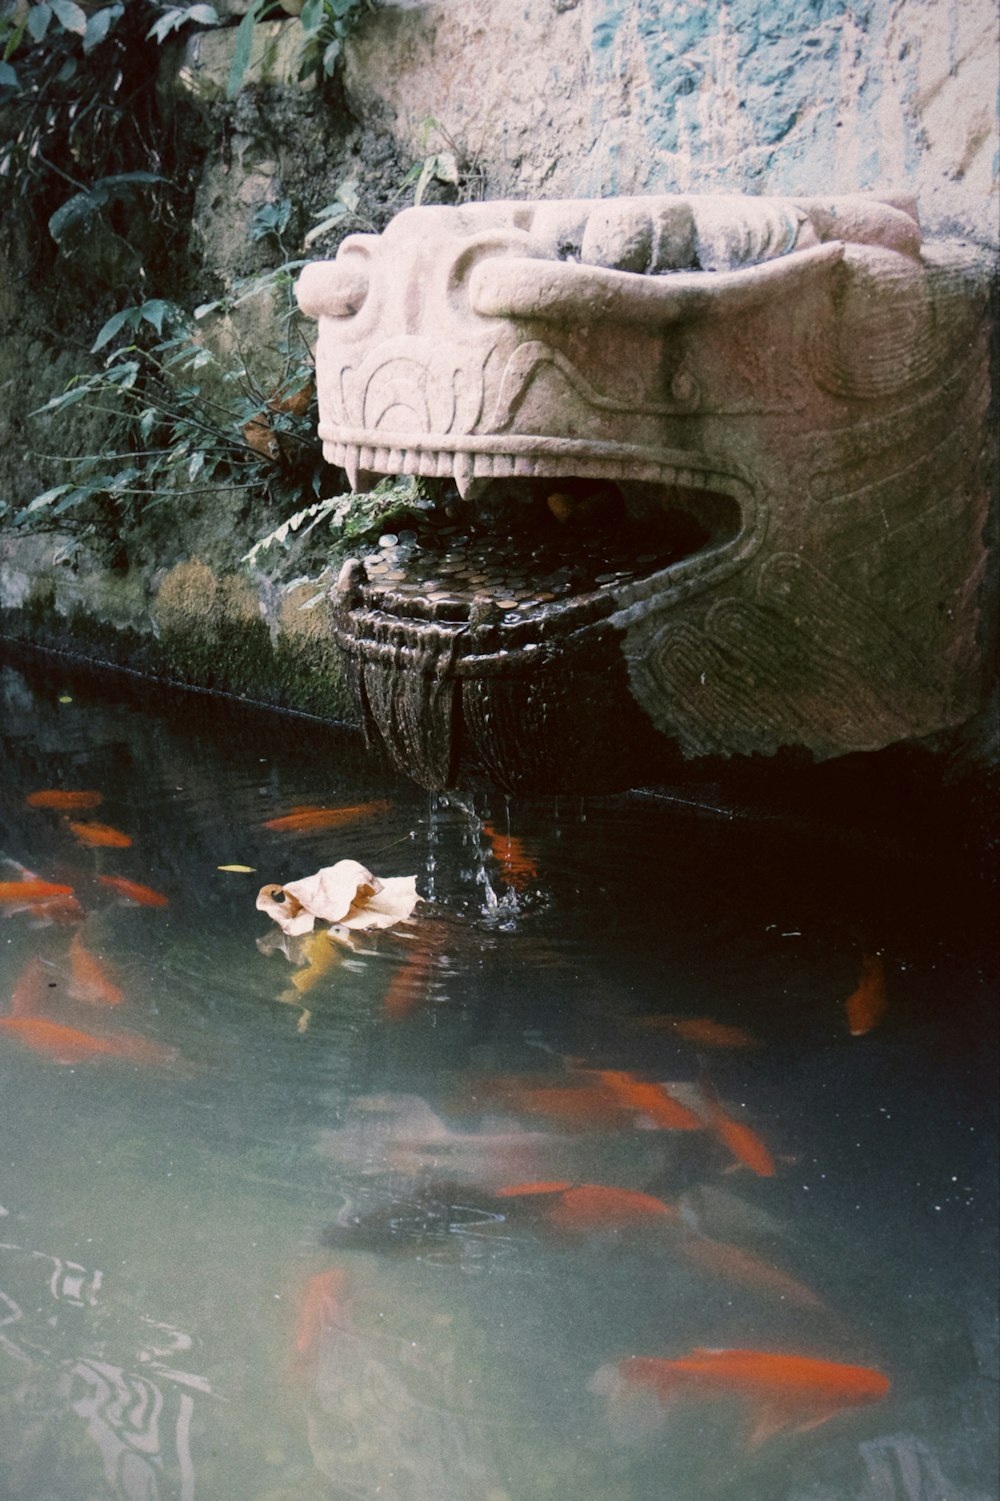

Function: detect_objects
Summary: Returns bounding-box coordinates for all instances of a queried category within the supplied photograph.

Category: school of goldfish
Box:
[7,783,895,1465]
[289,826,894,1461]
[2,789,174,1066]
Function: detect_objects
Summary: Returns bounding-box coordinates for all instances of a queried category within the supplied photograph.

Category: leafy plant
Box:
[19,263,329,540]
[0,2,217,281]
[225,0,371,99]
[302,177,371,246]
[146,2,217,43]
[248,196,294,251]
[47,170,167,243]
[243,476,437,575]
[399,117,485,207]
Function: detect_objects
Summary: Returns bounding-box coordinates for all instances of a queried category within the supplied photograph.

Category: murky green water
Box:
[1,655,996,1501]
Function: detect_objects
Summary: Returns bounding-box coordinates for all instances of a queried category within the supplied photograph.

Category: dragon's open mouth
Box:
[330,464,751,790]
[337,471,742,631]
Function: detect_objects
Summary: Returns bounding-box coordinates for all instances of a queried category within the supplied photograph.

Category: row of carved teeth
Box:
[327,440,744,506]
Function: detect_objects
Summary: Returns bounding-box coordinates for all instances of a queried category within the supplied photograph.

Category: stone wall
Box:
[1,0,996,755]
[344,0,998,246]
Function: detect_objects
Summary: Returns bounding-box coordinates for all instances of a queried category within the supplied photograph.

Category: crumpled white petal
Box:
[256,859,420,935]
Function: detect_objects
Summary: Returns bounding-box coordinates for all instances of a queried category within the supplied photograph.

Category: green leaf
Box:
[146,8,177,42]
[110,360,140,389]
[139,298,173,335]
[302,202,347,248]
[48,173,167,243]
[29,384,96,417]
[22,484,74,513]
[53,483,101,514]
[434,150,459,185]
[108,465,141,491]
[98,170,168,190]
[3,18,26,62]
[27,4,53,43]
[249,198,292,243]
[298,0,323,30]
[226,0,263,99]
[83,5,122,51]
[146,5,215,43]
[50,0,88,35]
[0,60,18,88]
[419,115,442,148]
[48,192,98,243]
[338,178,359,213]
[92,307,137,351]
[411,157,435,208]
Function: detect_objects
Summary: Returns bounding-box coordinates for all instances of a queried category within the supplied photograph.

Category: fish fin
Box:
[746,1404,836,1450]
[590,1364,672,1438]
[746,1403,795,1449]
[495,1180,572,1198]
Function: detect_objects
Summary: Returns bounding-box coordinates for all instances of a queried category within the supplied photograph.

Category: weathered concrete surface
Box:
[343,0,998,247]
[0,537,356,726]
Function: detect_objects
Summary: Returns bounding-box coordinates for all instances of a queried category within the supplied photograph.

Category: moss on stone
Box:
[1,558,359,728]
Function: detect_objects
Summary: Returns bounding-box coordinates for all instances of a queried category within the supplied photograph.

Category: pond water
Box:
[0,654,996,1501]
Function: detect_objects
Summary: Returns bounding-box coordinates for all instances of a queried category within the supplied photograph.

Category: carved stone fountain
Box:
[297,193,993,792]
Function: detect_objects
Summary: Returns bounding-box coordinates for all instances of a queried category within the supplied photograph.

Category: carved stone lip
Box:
[330,453,765,677]
[325,434,760,508]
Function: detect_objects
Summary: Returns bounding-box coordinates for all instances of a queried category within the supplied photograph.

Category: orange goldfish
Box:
[0,879,75,904]
[482,821,539,890]
[68,932,124,1007]
[383,946,437,1019]
[495,1181,573,1198]
[542,1185,678,1232]
[594,1347,890,1449]
[496,1181,677,1232]
[67,821,133,849]
[382,924,450,1019]
[700,1084,776,1177]
[35,892,86,925]
[668,1018,759,1050]
[26,789,103,811]
[0,1015,176,1066]
[293,1267,349,1366]
[10,956,57,1018]
[97,875,169,908]
[490,1078,633,1131]
[845,952,888,1037]
[0,879,83,924]
[678,1235,825,1311]
[285,930,342,997]
[262,801,390,833]
[595,1070,704,1131]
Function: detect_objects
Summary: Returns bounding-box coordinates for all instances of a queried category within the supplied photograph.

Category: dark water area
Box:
[0,652,996,1501]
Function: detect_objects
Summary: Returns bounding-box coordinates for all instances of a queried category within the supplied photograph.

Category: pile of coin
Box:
[357,485,698,623]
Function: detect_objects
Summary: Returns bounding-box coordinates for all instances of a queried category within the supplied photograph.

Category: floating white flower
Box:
[256,858,421,936]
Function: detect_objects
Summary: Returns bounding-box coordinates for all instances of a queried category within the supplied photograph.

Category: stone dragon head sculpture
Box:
[297,193,993,792]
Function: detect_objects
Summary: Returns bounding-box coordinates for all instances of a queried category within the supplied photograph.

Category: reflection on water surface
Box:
[0,655,996,1501]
